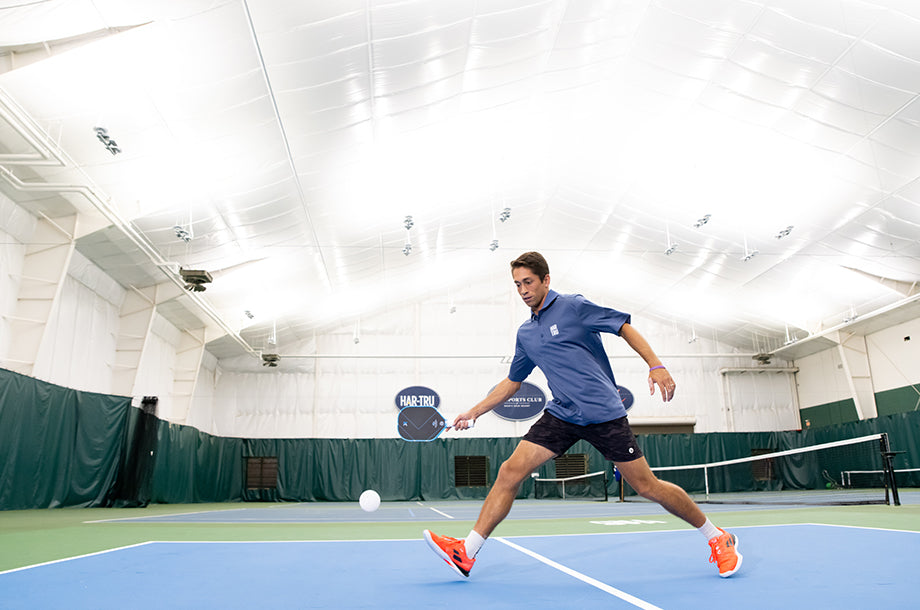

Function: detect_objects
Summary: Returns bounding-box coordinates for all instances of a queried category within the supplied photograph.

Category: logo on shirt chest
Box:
[549,324,559,336]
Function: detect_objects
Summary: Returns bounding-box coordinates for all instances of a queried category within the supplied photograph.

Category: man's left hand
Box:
[649,368,676,402]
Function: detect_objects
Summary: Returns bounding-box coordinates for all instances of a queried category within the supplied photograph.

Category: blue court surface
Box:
[2,524,916,609]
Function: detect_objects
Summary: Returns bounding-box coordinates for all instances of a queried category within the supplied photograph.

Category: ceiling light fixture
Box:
[93,126,121,155]
[693,214,711,228]
[173,225,191,243]
[403,218,413,256]
[843,306,858,324]
[499,207,511,222]
[489,205,501,251]
[783,323,796,346]
[261,353,280,367]
[664,224,678,255]
[774,225,794,239]
[741,236,758,262]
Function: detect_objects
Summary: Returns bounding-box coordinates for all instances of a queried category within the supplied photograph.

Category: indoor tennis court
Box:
[3,498,919,609]
[2,1,920,609]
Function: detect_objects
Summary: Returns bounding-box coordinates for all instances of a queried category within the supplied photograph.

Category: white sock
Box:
[698,518,721,541]
[465,530,486,558]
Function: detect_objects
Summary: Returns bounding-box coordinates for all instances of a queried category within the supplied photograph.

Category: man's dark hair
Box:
[510,252,549,280]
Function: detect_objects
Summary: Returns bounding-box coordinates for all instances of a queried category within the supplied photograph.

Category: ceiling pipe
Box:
[0,96,259,359]
[719,367,799,374]
[241,0,332,291]
[282,352,762,360]
[772,291,920,358]
[0,91,67,166]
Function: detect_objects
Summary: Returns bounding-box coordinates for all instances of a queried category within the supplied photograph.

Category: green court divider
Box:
[0,367,131,510]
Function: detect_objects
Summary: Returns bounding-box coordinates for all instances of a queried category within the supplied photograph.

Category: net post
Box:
[879,433,901,507]
[604,472,609,502]
[704,466,710,500]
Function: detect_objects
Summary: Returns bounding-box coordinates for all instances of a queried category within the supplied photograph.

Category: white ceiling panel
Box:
[0,0,918,367]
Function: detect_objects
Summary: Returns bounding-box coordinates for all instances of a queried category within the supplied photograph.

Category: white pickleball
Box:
[359,489,381,512]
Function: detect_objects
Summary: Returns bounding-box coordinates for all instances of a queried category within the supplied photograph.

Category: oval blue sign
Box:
[618,385,634,411]
[493,382,546,421]
[395,385,440,410]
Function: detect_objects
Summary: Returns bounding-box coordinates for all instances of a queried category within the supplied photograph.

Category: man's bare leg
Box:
[472,440,556,538]
[615,456,706,527]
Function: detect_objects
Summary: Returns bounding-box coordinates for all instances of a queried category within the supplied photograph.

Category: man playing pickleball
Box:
[424,251,742,578]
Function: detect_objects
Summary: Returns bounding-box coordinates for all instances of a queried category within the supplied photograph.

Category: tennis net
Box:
[535,471,608,501]
[621,433,898,505]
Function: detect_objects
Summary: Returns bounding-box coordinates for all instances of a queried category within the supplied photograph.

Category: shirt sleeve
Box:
[574,295,631,335]
[508,333,536,382]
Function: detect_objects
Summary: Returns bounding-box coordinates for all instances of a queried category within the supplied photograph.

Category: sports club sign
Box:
[394,385,440,410]
[493,382,546,421]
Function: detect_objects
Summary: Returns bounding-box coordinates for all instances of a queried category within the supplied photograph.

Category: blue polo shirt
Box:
[508,289,631,425]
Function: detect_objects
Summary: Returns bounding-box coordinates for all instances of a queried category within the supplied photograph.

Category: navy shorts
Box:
[522,411,643,463]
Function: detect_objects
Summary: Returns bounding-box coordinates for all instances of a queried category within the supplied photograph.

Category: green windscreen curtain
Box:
[0,367,131,510]
[150,419,245,504]
[120,407,920,503]
[4,361,918,508]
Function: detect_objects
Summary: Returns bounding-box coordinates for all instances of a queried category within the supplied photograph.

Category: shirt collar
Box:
[531,289,559,320]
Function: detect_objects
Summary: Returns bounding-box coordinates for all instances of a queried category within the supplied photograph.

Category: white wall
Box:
[796,317,920,410]
[31,250,125,392]
[722,370,800,432]
[0,194,34,364]
[795,348,850,409]
[132,313,182,419]
[865,319,920,393]
[197,298,784,438]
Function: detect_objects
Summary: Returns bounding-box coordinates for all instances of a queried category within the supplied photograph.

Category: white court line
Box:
[495,537,662,610]
[83,508,247,524]
[416,501,454,519]
[804,522,920,534]
[0,542,154,575]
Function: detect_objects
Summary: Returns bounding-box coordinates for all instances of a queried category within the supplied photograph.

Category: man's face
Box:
[512,266,550,313]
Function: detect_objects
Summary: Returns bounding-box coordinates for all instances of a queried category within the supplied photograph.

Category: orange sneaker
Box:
[423,529,475,577]
[708,528,742,577]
